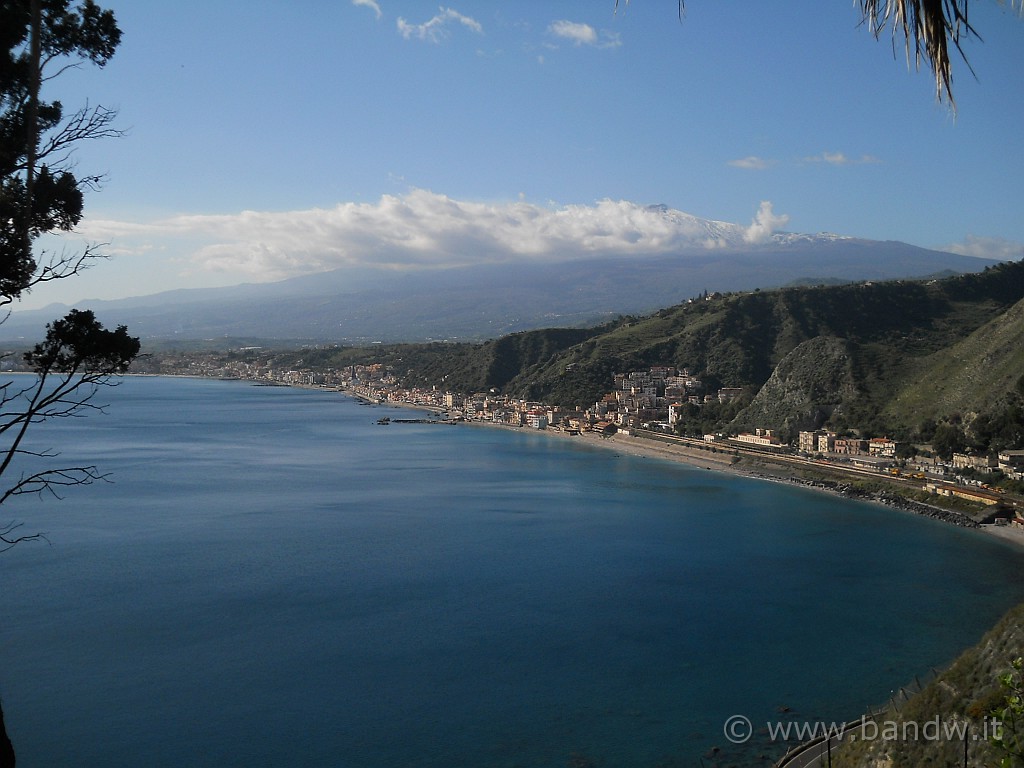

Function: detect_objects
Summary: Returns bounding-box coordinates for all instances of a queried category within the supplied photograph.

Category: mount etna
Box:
[1,208,995,344]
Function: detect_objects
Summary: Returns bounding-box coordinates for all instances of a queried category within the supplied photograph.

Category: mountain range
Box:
[0,208,997,344]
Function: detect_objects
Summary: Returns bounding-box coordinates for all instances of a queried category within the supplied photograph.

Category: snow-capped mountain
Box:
[0,209,999,344]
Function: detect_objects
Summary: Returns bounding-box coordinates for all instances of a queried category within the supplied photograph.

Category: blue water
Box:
[1,376,1022,767]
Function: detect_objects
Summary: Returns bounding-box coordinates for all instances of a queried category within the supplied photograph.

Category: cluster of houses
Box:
[797,430,898,459]
[346,364,749,435]
[950,450,1024,481]
[340,362,1024,514]
[597,367,743,428]
[342,363,1024,476]
[796,435,1024,484]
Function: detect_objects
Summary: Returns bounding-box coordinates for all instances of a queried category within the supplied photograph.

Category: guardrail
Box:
[773,711,885,768]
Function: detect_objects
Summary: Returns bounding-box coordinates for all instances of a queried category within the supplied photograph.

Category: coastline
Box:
[350,390,1024,553]
[597,429,1024,550]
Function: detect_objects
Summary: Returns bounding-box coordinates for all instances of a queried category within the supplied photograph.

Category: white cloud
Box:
[549,20,597,45]
[804,151,881,166]
[943,235,1024,261]
[78,191,788,284]
[352,0,381,20]
[548,20,621,48]
[743,201,789,244]
[397,7,482,43]
[728,156,773,170]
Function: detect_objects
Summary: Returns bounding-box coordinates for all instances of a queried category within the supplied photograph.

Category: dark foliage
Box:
[25,308,138,374]
[0,0,121,300]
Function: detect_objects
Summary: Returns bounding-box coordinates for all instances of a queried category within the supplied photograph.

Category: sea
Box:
[2,376,1023,767]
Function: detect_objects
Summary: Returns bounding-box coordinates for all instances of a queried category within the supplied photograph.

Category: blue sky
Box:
[22,0,1024,310]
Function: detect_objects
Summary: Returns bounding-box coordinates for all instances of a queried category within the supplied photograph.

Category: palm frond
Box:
[618,2,1022,109]
[859,0,1023,108]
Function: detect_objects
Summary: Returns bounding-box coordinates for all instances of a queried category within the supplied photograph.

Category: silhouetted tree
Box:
[0,309,138,549]
[0,0,137,553]
[1,0,136,760]
[0,699,12,768]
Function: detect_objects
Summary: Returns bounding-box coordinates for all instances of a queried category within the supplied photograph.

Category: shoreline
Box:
[587,431,1024,551]
[351,390,1024,553]
[568,430,1016,539]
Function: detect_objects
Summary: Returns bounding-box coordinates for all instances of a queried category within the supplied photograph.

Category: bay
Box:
[1,376,1022,767]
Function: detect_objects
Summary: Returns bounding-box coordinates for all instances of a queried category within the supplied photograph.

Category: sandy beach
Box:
[482,420,1024,552]
[979,522,1024,548]
[583,429,1024,551]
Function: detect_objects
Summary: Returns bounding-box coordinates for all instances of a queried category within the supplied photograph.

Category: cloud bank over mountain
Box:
[13,197,1008,343]
[944,235,1024,262]
[80,191,797,284]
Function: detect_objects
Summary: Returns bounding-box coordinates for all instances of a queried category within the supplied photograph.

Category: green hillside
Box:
[884,295,1024,423]
[731,335,858,436]
[489,261,1024,436]
[164,259,1024,450]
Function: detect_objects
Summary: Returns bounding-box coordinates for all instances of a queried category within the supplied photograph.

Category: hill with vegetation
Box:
[138,259,1024,456]
[446,259,1024,448]
[882,293,1024,426]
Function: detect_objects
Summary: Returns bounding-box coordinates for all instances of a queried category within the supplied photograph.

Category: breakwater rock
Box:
[787,478,981,528]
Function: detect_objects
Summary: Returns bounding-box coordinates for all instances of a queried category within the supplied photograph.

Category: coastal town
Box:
[152,352,1024,526]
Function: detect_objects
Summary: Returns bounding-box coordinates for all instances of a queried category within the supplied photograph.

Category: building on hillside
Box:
[732,429,782,448]
[665,384,686,400]
[834,438,867,455]
[798,430,820,454]
[868,437,897,458]
[952,452,998,472]
[649,366,675,381]
[668,402,687,427]
[998,450,1024,479]
[717,388,744,403]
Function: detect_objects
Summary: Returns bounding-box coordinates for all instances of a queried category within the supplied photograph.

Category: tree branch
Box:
[36,102,123,170]
[0,465,110,507]
[0,519,50,553]
[0,242,110,309]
